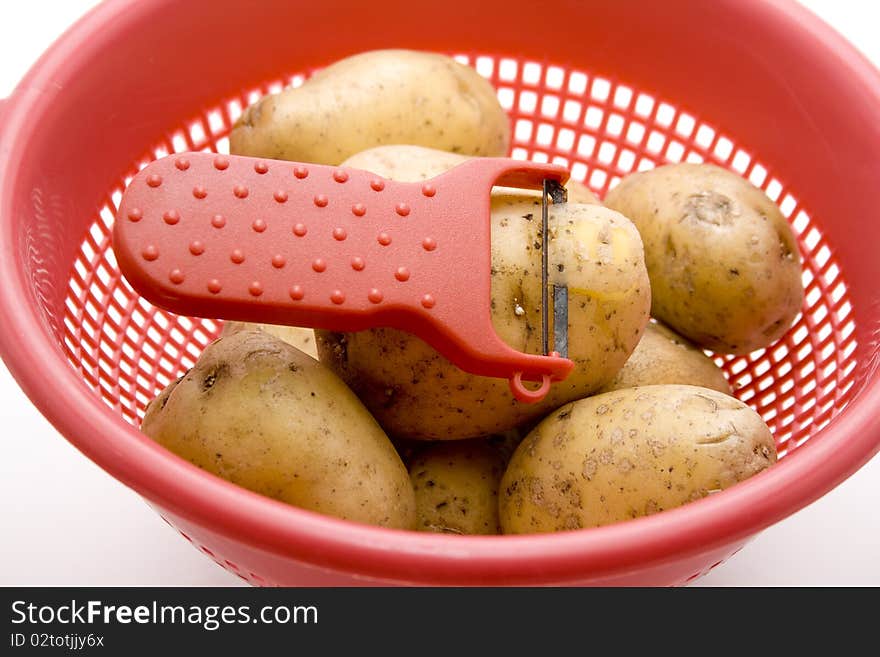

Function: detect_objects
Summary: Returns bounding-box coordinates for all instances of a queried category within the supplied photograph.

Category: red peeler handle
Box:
[114,153,574,402]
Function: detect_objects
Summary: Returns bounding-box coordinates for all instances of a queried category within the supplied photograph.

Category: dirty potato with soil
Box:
[142,330,416,529]
[499,385,777,533]
[230,50,510,165]
[599,321,731,395]
[409,440,508,535]
[604,163,803,354]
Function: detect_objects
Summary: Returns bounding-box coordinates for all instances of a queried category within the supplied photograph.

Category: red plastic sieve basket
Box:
[1,0,879,586]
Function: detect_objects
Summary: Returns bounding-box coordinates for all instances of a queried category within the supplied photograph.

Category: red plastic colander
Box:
[1,0,879,586]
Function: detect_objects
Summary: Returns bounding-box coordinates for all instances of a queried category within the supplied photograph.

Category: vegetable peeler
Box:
[113,153,575,402]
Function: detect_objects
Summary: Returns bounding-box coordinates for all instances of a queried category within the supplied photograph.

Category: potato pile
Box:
[142,49,800,535]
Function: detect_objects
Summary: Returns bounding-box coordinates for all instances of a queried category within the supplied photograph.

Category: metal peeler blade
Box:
[541,179,569,359]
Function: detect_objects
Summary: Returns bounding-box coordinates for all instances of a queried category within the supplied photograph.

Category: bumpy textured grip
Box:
[114,153,574,401]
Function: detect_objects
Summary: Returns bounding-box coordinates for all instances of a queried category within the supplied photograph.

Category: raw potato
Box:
[317,186,649,440]
[409,440,507,534]
[142,330,416,529]
[221,321,317,359]
[604,163,803,354]
[599,321,732,395]
[230,50,510,165]
[499,385,777,533]
[343,144,601,204]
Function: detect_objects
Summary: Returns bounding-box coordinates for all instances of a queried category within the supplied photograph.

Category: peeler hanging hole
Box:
[509,372,552,403]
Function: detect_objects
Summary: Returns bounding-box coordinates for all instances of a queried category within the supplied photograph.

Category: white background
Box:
[1,0,878,586]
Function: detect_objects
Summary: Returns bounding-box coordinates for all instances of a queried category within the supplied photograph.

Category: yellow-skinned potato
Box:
[599,321,732,395]
[499,385,776,533]
[604,163,803,354]
[343,144,601,204]
[230,50,509,165]
[142,330,416,529]
[317,201,649,440]
[221,321,317,359]
[409,440,507,534]
[318,146,647,440]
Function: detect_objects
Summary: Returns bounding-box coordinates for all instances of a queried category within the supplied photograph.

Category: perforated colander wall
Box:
[60,54,858,461]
